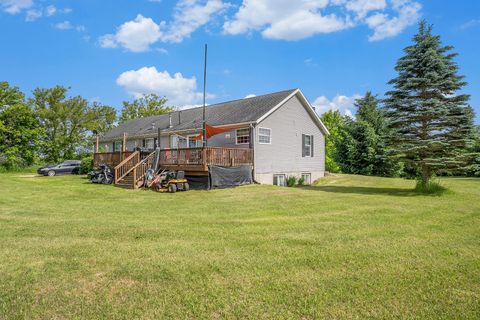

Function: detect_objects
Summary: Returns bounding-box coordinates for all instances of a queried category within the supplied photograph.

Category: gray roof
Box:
[100,89,297,141]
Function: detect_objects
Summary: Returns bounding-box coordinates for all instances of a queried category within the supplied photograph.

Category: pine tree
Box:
[385,21,475,185]
[335,93,400,176]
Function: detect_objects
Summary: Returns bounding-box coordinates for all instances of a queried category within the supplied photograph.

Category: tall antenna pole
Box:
[202,43,208,147]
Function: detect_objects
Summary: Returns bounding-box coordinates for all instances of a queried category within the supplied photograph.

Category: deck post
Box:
[95,135,99,153]
[202,148,208,171]
[157,128,161,149]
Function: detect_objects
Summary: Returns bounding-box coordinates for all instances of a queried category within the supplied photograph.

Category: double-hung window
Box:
[236,128,250,145]
[188,135,202,148]
[145,138,155,150]
[302,134,314,157]
[114,141,122,152]
[258,127,271,144]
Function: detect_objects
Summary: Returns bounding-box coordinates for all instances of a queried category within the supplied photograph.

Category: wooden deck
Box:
[94,147,253,178]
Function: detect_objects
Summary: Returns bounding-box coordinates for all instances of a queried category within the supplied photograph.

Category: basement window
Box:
[301,173,312,185]
[273,174,286,187]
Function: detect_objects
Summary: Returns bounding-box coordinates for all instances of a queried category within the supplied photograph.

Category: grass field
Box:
[0,173,479,319]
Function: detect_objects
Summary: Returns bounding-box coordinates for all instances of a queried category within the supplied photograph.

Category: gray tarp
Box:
[208,165,253,189]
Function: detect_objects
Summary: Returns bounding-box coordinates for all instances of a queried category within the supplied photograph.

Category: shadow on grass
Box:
[299,185,424,197]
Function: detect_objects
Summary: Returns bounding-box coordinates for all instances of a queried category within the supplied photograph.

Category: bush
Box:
[414,178,447,195]
[297,177,305,186]
[80,156,93,174]
[286,176,297,187]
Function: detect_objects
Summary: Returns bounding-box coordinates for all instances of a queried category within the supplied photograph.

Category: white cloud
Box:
[366,0,421,41]
[54,20,85,32]
[0,0,33,14]
[163,0,229,43]
[116,66,212,107]
[2,1,71,21]
[54,20,73,30]
[244,94,256,98]
[224,0,421,41]
[313,94,362,118]
[99,14,163,52]
[343,0,387,19]
[45,5,56,16]
[99,0,228,52]
[25,8,40,21]
[460,19,480,30]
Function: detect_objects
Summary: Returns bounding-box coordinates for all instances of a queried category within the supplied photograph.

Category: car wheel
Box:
[47,170,56,177]
[183,183,190,191]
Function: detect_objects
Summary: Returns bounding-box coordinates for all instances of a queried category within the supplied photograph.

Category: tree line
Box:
[321,21,480,186]
[0,84,173,170]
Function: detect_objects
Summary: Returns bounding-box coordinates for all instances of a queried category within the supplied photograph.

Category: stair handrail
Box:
[114,151,140,184]
[132,151,156,188]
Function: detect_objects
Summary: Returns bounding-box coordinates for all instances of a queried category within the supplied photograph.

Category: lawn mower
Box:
[150,170,190,193]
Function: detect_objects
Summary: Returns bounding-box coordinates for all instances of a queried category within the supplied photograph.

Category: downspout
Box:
[250,123,260,184]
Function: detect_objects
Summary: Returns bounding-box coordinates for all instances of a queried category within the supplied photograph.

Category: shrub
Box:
[297,177,305,186]
[286,176,297,187]
[414,178,447,195]
[80,156,93,174]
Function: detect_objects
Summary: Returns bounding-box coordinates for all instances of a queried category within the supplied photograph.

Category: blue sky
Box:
[1,0,479,123]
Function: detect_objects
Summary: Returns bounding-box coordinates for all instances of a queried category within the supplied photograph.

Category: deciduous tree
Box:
[120,94,174,123]
[0,82,43,169]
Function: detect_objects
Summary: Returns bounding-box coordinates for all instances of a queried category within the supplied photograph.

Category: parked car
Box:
[37,160,81,176]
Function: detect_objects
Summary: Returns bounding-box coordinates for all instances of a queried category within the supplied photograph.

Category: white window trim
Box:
[145,138,155,150]
[170,135,178,149]
[258,127,271,145]
[304,134,313,158]
[273,174,286,187]
[187,134,202,148]
[235,128,250,145]
[301,173,312,185]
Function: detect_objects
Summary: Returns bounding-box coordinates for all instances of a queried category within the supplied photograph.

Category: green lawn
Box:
[0,173,479,319]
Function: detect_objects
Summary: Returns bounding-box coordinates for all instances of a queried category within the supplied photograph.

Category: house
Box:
[96,88,329,188]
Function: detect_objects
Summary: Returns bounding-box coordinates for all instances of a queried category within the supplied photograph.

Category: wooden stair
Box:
[114,151,156,189]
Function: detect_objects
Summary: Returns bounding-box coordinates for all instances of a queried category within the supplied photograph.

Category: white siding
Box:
[254,95,325,184]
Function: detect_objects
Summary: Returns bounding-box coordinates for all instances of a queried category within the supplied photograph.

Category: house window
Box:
[170,135,178,148]
[236,128,250,144]
[258,127,271,144]
[114,141,122,152]
[301,173,312,185]
[302,134,314,157]
[188,135,202,148]
[145,138,155,150]
[170,135,187,148]
[273,174,286,187]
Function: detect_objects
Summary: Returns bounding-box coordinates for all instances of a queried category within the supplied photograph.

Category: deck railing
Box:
[159,147,252,170]
[94,151,134,168]
[94,147,253,179]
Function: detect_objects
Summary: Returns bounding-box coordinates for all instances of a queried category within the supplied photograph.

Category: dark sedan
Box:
[37,160,81,176]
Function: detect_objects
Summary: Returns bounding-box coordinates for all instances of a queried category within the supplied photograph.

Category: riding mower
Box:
[150,170,190,193]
